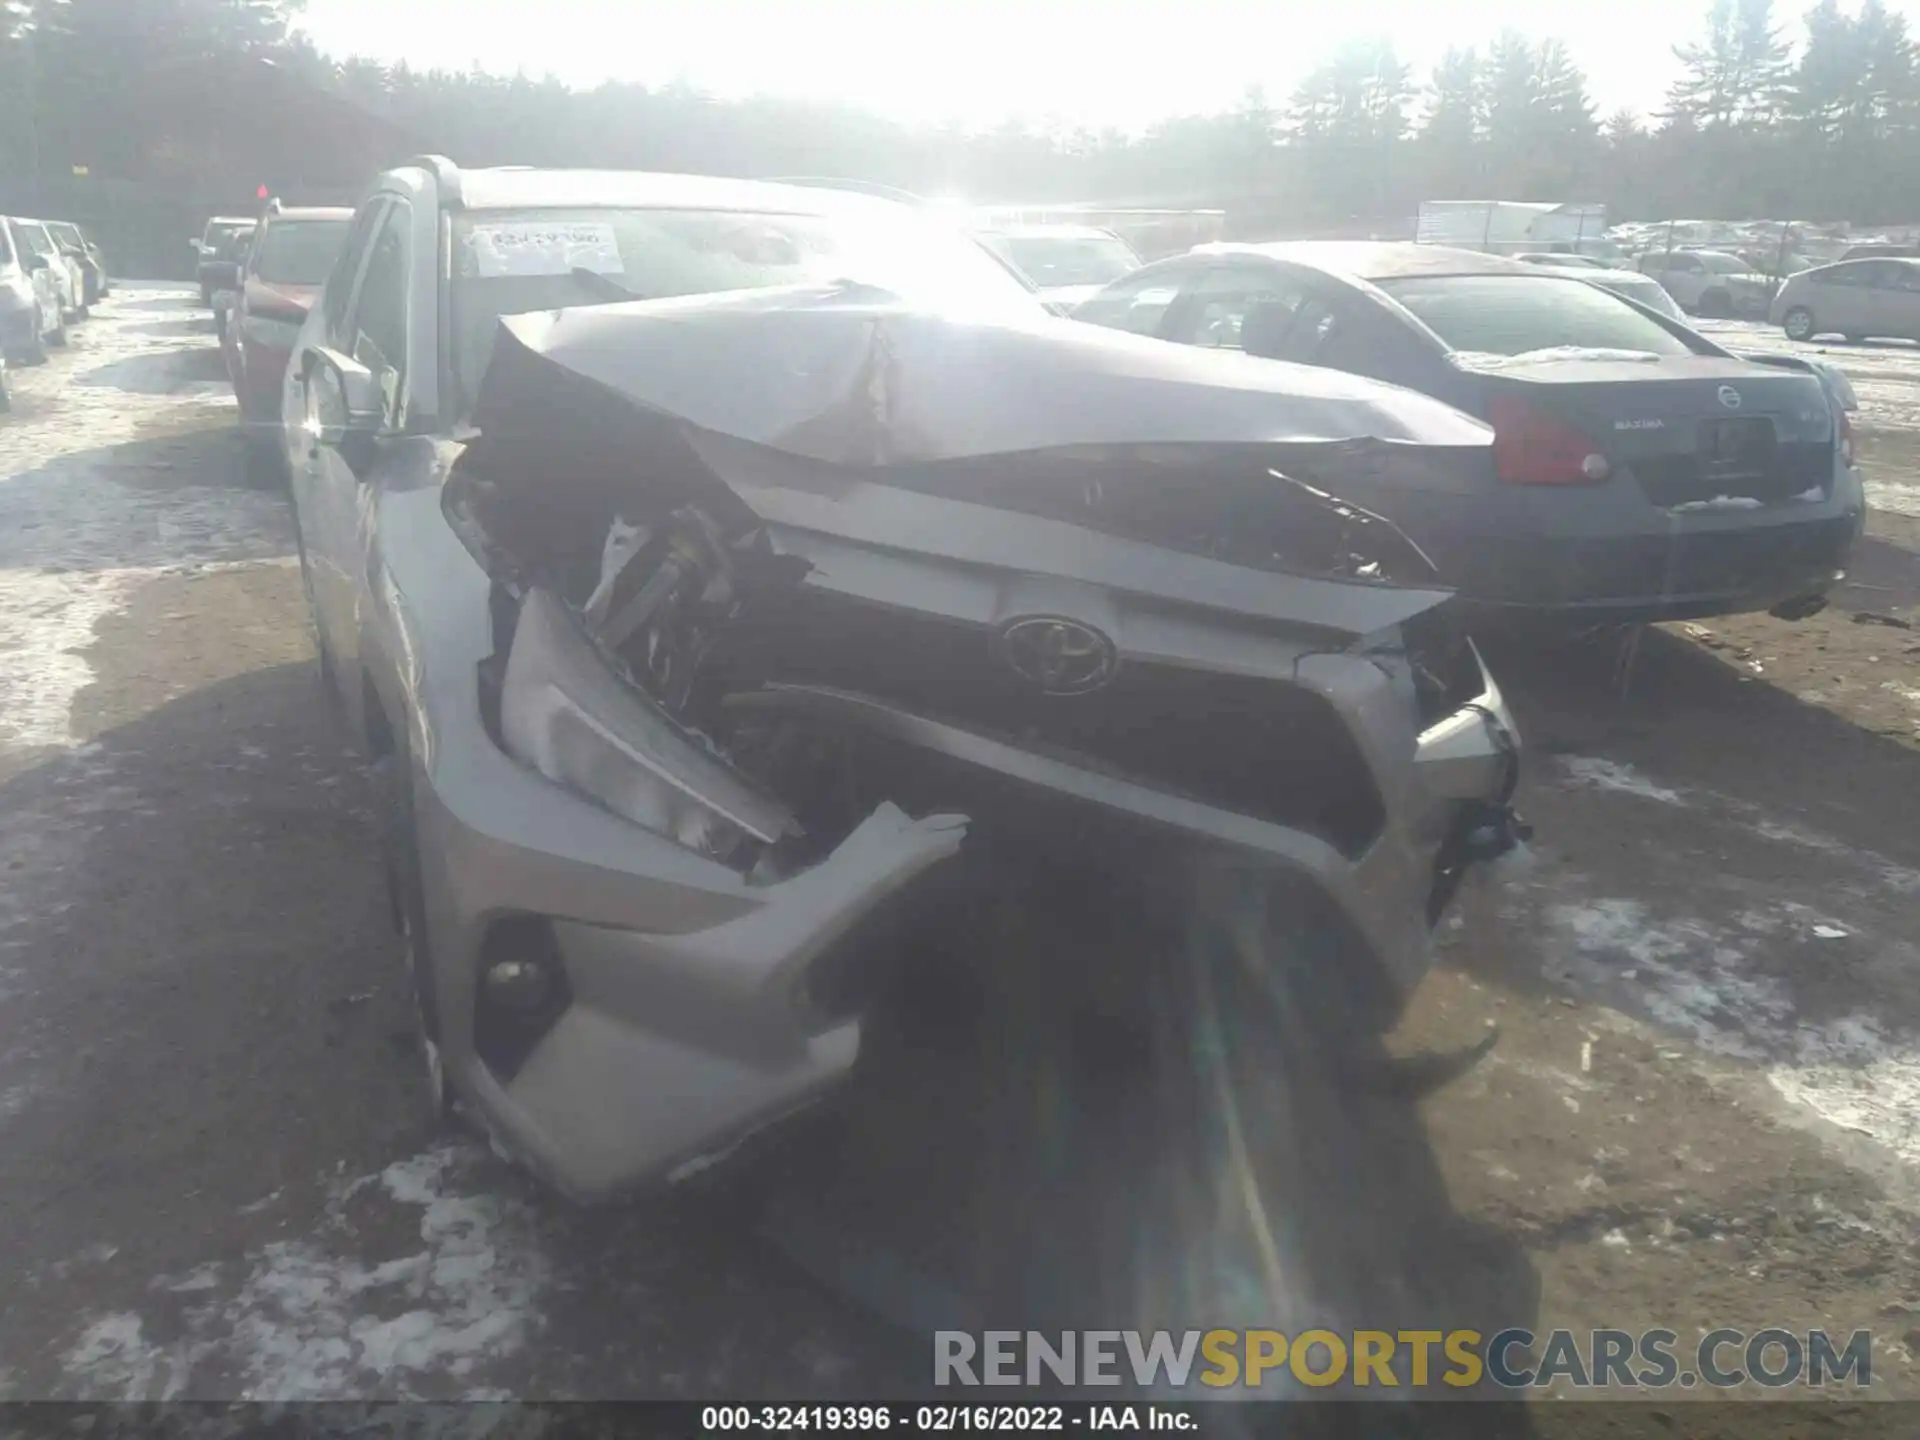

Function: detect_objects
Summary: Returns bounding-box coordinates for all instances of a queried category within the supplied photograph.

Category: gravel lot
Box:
[2,294,1919,1414]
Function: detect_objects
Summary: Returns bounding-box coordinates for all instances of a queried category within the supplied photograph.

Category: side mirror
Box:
[304,347,384,465]
[190,238,206,254]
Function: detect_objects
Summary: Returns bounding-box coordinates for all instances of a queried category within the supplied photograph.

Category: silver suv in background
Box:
[278,158,1525,1204]
[1,217,69,362]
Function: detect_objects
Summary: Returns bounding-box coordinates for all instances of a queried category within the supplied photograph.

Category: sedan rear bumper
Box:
[1421,467,1866,625]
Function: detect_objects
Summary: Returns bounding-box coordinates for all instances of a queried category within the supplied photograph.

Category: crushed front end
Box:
[426,290,1526,1200]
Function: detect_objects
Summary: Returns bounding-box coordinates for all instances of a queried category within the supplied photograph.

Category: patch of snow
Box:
[1771,1018,1920,1170]
[59,1142,546,1400]
[1542,898,1794,1060]
[1813,924,1850,939]
[1452,347,1663,370]
[1556,756,1686,805]
[60,1314,178,1402]
[0,290,291,754]
[1668,495,1766,513]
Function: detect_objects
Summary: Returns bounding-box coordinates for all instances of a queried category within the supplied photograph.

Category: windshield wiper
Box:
[571,267,642,303]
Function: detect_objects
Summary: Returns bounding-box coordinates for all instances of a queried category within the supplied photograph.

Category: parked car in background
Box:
[2,217,68,360]
[1515,252,1610,270]
[1075,242,1862,625]
[1637,248,1774,318]
[1575,268,1861,428]
[1839,242,1920,261]
[1576,266,1691,320]
[227,204,351,454]
[970,222,1142,313]
[206,222,261,346]
[47,221,107,306]
[280,159,1524,1202]
[194,216,254,305]
[1769,257,1920,343]
[13,218,84,325]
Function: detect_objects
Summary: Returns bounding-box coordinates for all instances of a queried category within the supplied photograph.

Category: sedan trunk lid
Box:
[1454,351,1837,505]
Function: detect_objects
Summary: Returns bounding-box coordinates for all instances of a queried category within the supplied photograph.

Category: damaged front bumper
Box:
[412,570,1520,1203]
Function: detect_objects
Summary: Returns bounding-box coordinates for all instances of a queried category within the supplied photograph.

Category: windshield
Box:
[251,218,350,285]
[1595,274,1687,322]
[1380,274,1695,356]
[985,233,1139,288]
[450,205,1041,409]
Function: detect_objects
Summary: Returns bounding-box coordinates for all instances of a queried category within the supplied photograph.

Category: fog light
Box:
[483,956,555,1012]
[1580,453,1611,481]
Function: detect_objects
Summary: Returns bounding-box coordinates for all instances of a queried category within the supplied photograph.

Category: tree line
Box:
[5,0,1920,226]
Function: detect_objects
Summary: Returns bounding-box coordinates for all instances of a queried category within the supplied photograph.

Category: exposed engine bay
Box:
[434,285,1527,1199]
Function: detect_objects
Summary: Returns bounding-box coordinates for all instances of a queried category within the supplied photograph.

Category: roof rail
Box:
[766,176,926,206]
[399,154,462,205]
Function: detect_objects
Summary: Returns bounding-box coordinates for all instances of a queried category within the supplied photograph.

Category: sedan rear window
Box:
[1377,275,1696,358]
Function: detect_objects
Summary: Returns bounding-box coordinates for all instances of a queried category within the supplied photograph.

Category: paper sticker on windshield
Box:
[462,222,624,278]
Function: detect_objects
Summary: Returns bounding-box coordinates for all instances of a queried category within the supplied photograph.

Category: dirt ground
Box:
[2,295,1920,1420]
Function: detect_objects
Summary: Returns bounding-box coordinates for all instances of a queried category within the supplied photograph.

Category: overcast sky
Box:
[293,0,1920,133]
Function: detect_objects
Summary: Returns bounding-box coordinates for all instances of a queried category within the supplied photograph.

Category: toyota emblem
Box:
[1717,385,1743,410]
[995,616,1118,695]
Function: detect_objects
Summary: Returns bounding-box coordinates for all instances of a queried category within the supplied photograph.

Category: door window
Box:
[322,200,388,342]
[342,200,412,423]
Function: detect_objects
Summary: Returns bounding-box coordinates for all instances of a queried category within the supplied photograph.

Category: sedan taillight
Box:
[1488,394,1612,485]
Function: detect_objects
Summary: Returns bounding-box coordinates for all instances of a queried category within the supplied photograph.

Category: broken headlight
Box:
[500,587,800,864]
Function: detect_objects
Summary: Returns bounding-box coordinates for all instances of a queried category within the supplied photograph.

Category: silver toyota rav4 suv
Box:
[281,157,1527,1203]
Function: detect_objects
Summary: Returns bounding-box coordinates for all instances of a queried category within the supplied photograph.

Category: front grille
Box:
[1634,428,1831,506]
[714,591,1388,858]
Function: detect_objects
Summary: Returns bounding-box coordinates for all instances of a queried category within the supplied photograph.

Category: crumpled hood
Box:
[478,282,1493,467]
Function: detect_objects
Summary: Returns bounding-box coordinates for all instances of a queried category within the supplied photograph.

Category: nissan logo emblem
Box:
[1717,385,1743,410]
[995,616,1118,695]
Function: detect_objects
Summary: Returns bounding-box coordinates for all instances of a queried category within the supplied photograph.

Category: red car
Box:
[225,204,354,448]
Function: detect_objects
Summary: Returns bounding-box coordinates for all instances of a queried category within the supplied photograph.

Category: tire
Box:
[45,314,66,348]
[1698,289,1733,320]
[20,326,47,366]
[1783,307,1817,342]
[372,749,457,1124]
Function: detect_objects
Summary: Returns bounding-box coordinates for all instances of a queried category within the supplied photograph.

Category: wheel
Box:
[372,750,457,1124]
[45,314,66,348]
[20,326,47,366]
[1698,289,1733,319]
[1783,306,1817,342]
